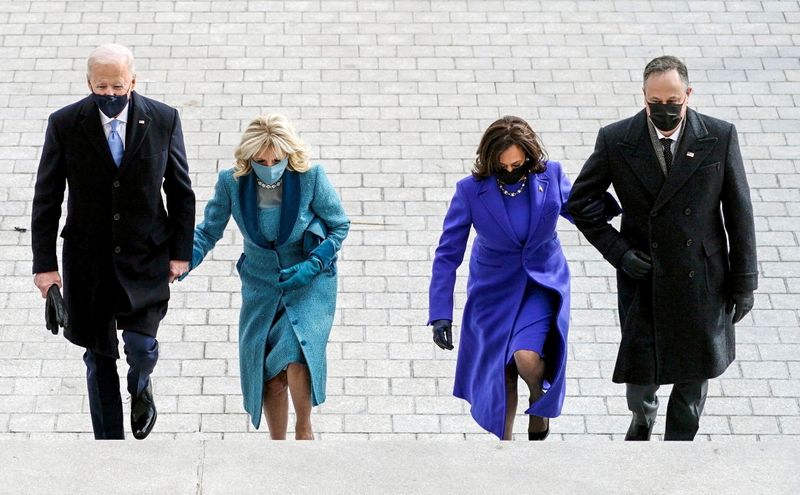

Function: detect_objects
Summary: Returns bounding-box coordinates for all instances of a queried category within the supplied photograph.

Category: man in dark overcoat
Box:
[567,56,757,441]
[31,44,195,440]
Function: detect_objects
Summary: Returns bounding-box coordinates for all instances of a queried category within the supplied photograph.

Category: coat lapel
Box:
[79,97,117,170]
[237,172,272,248]
[525,171,548,244]
[277,170,300,246]
[477,177,522,247]
[119,92,151,172]
[653,109,718,211]
[619,110,665,201]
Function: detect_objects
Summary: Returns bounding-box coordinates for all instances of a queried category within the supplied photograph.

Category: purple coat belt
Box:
[428,161,573,439]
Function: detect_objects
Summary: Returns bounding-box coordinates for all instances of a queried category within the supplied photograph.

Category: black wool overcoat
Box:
[32,92,195,356]
[567,108,757,385]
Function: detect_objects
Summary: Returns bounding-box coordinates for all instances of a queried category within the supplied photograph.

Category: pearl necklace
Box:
[256,178,283,190]
[496,176,527,197]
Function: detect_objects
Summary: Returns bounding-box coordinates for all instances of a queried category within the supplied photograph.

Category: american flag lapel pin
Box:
[138,120,145,125]
[686,151,694,158]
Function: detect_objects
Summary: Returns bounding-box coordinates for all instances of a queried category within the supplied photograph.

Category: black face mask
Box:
[91,92,129,118]
[648,101,684,132]
[496,164,529,185]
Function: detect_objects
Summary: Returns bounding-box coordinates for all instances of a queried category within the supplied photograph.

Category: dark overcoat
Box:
[567,108,757,385]
[31,92,195,357]
[429,161,573,439]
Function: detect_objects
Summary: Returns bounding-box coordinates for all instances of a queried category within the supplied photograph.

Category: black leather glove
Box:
[726,291,754,324]
[45,284,69,335]
[431,319,453,350]
[619,249,652,280]
[574,197,606,223]
[573,193,623,224]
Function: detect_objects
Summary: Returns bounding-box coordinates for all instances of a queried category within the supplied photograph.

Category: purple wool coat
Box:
[428,161,573,439]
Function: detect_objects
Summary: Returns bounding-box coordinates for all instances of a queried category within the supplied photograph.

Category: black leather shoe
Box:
[131,381,157,440]
[624,419,653,441]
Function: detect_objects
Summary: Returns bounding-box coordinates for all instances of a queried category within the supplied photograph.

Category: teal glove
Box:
[278,256,323,290]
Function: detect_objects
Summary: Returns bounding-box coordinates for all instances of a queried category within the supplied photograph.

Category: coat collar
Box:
[618,109,665,200]
[120,92,151,171]
[526,170,549,244]
[237,170,301,249]
[78,91,151,175]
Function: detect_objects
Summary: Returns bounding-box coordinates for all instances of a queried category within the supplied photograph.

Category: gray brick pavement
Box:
[1,0,798,440]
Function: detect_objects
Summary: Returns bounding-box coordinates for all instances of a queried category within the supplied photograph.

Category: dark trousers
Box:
[84,330,158,440]
[626,380,708,441]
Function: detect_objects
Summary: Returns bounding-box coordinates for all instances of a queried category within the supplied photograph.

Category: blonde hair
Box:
[233,114,311,177]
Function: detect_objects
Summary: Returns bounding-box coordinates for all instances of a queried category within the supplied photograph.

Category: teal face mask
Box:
[251,157,288,185]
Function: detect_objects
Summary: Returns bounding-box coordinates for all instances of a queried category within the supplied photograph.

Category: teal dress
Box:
[186,165,349,428]
[258,198,306,380]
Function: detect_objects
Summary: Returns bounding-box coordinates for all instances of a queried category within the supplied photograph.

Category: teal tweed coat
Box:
[188,165,349,428]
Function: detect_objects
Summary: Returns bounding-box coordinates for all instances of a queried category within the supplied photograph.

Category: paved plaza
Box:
[1,0,799,443]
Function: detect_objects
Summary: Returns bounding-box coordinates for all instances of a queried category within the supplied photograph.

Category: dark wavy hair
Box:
[472,115,548,179]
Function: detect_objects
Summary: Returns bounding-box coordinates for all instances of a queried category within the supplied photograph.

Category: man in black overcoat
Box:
[567,56,757,441]
[31,44,195,440]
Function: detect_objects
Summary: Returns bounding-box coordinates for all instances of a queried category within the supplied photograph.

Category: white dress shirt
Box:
[98,101,129,149]
[655,121,682,155]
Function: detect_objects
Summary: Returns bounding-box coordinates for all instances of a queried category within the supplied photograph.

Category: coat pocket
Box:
[703,237,728,294]
[696,161,720,176]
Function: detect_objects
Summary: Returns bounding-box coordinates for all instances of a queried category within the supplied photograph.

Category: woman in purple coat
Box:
[428,116,615,440]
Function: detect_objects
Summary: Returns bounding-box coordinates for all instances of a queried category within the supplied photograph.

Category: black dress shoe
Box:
[624,420,653,441]
[131,380,157,440]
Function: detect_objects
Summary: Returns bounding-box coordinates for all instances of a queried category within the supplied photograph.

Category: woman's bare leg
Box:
[262,371,289,440]
[287,363,314,440]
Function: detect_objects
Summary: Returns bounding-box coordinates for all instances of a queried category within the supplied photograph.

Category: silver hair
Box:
[643,55,689,88]
[87,43,136,77]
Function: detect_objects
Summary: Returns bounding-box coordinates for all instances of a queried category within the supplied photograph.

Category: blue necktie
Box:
[108,119,124,167]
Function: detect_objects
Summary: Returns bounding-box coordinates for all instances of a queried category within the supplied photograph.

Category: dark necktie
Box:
[660,137,673,172]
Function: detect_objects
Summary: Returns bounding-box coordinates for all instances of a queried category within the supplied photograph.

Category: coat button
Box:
[113,181,120,188]
[651,242,658,249]
[113,213,120,221]
[291,319,298,325]
[685,239,693,246]
[114,246,121,254]
[650,211,657,217]
[684,208,691,215]
[300,340,307,346]
[688,270,695,278]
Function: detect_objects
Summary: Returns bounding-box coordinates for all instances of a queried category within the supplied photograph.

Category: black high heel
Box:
[528,415,550,441]
[528,427,549,441]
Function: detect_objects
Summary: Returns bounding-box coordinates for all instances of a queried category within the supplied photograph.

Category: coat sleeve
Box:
[186,171,232,274]
[555,162,574,224]
[720,124,758,293]
[567,126,632,267]
[309,166,350,269]
[163,108,196,261]
[428,180,472,324]
[31,115,66,274]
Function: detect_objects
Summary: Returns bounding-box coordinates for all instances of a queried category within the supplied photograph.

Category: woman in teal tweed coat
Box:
[183,114,349,439]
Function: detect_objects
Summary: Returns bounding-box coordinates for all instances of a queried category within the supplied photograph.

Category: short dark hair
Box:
[643,55,689,88]
[472,115,547,179]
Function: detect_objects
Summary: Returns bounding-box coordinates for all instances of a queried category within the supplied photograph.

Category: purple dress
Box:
[428,161,573,439]
[501,181,557,364]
